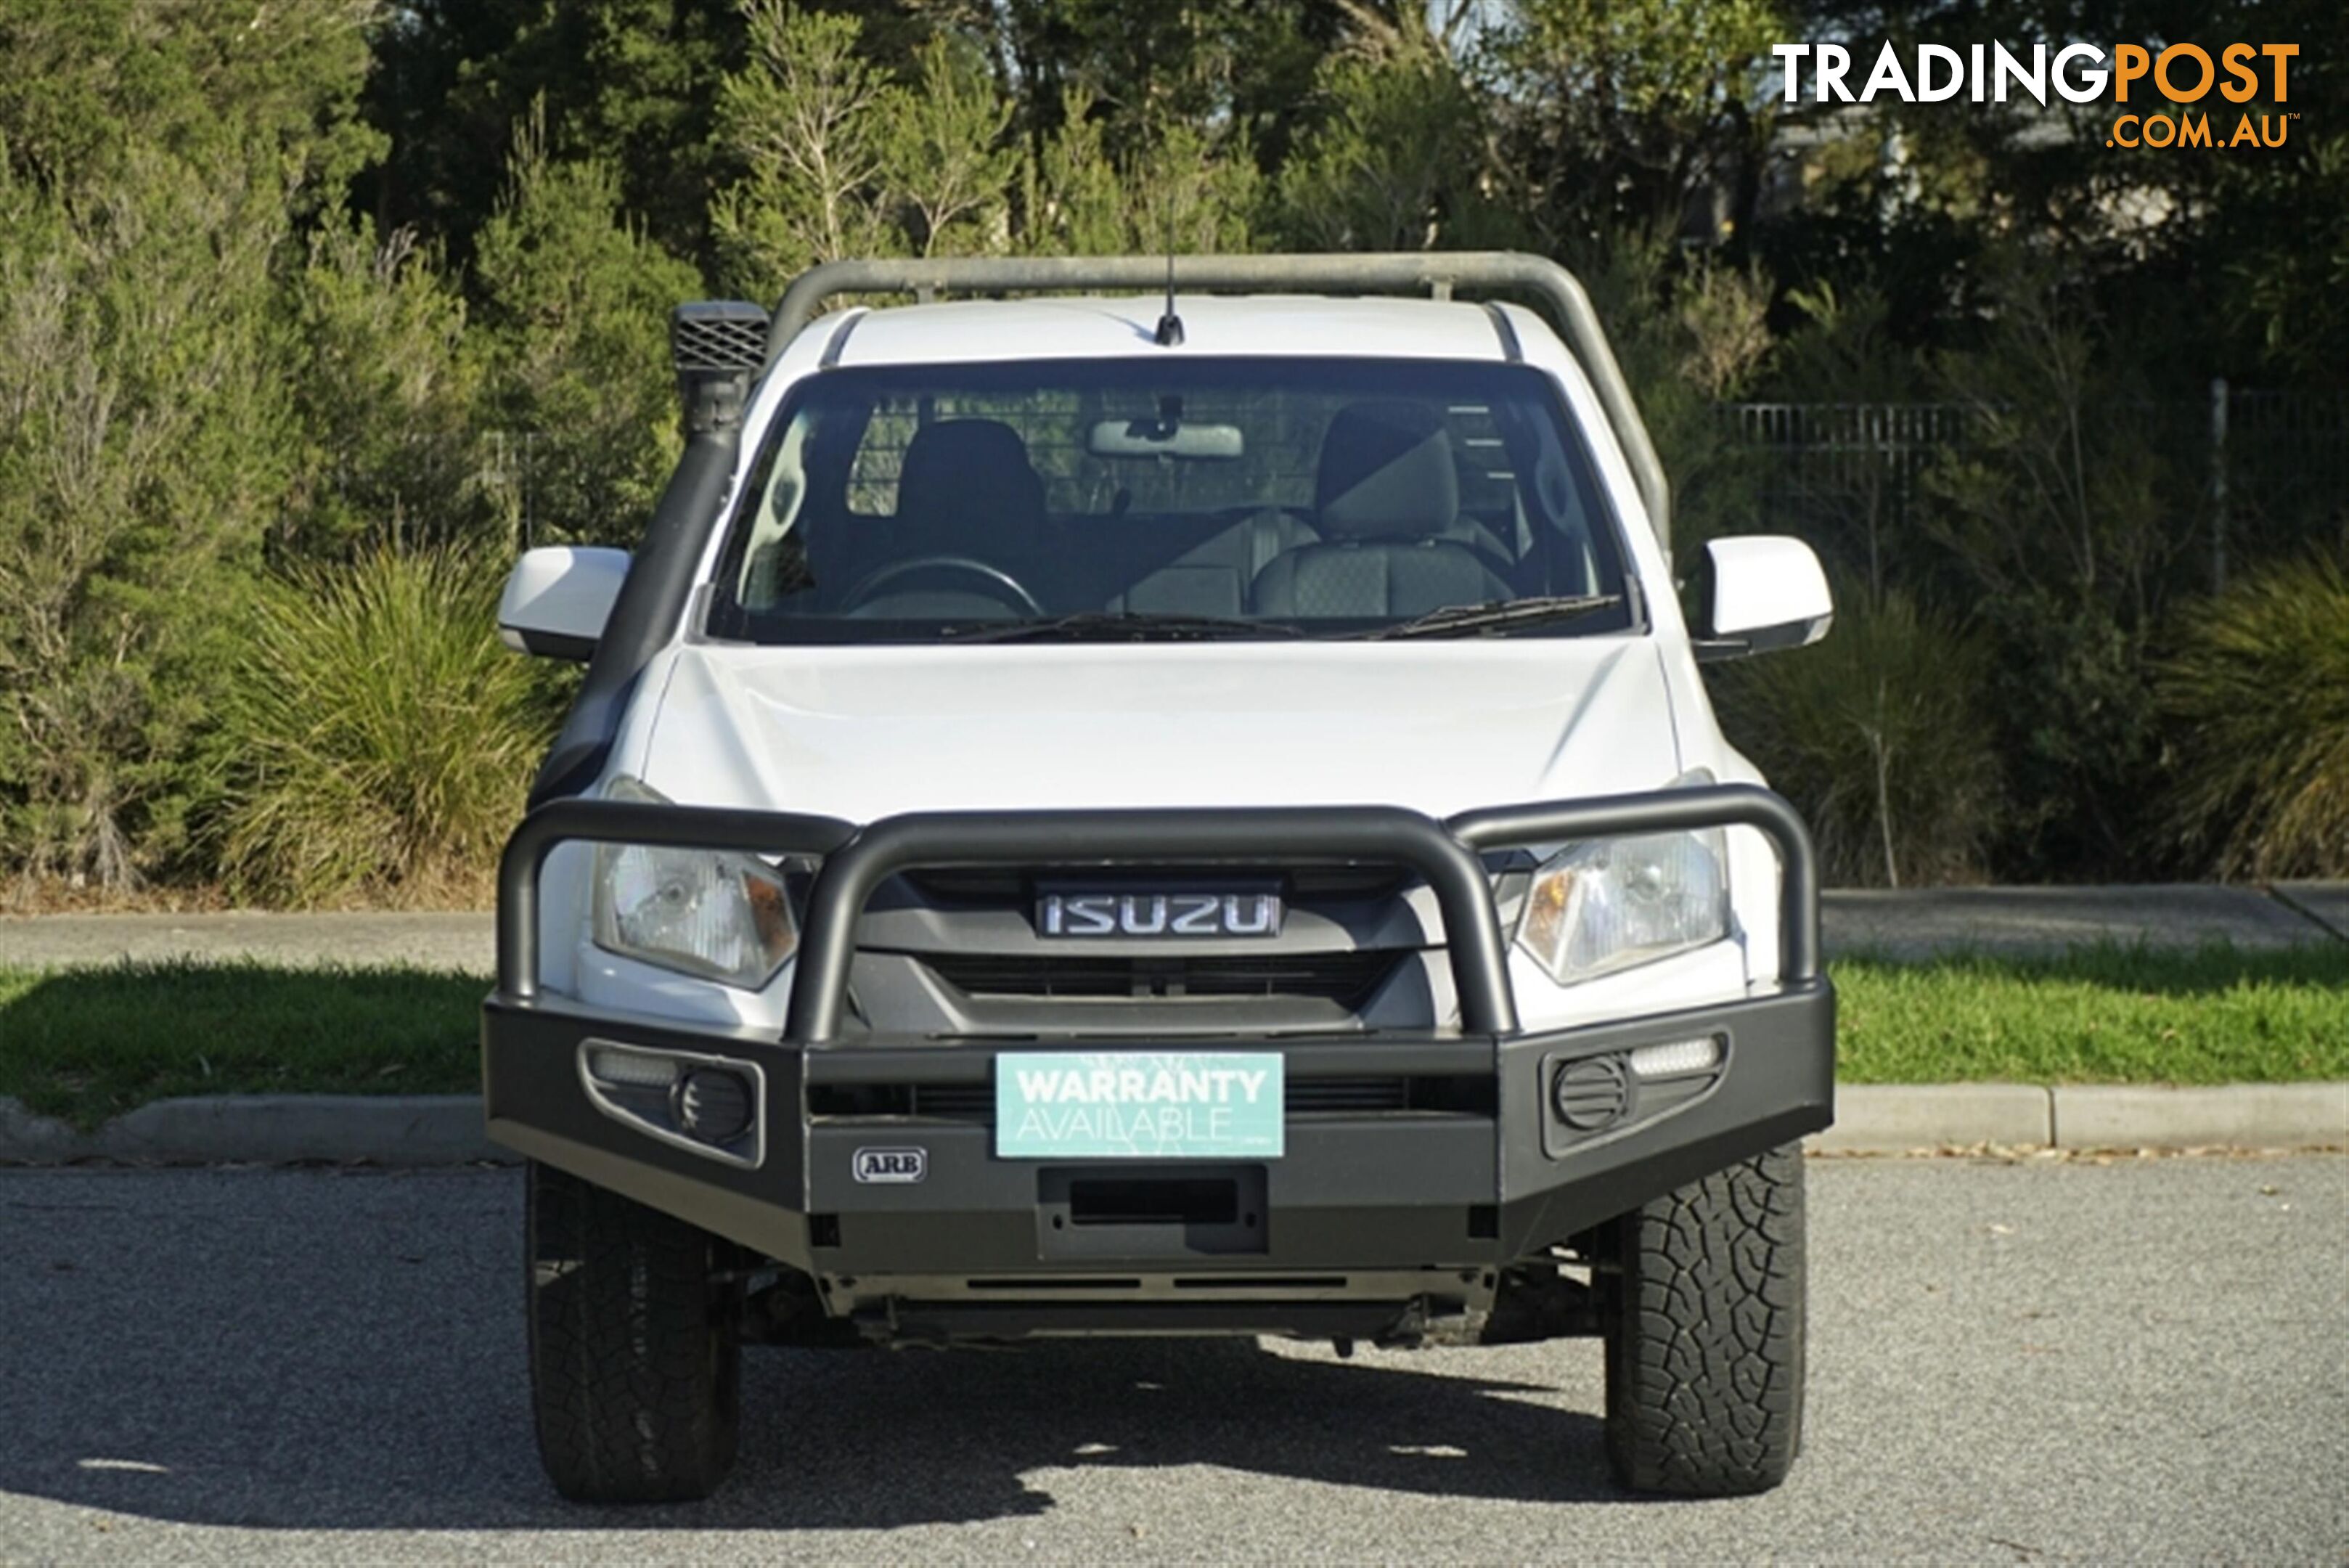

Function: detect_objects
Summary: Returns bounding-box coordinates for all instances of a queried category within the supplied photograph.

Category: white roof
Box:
[819,293,1515,367]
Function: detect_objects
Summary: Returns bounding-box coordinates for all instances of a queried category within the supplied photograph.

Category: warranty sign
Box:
[994,1052,1285,1159]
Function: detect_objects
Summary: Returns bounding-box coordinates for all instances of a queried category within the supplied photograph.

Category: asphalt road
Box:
[1,1158,2343,1565]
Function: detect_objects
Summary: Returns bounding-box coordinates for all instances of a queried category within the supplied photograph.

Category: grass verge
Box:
[1,943,2342,1130]
[0,960,483,1131]
[1834,943,2349,1085]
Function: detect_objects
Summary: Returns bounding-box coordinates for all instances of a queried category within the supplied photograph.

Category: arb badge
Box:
[852,1147,927,1184]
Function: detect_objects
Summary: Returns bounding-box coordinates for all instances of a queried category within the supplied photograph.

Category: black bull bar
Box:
[494,783,1822,1034]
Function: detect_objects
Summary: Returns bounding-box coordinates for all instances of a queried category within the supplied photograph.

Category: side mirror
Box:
[497,546,630,661]
[1694,536,1833,662]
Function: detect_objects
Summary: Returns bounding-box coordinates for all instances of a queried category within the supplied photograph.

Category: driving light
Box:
[1628,1036,1724,1080]
[1515,828,1728,985]
[592,777,802,988]
[585,1045,680,1089]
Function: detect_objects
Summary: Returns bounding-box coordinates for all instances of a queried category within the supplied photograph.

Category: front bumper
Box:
[483,787,1834,1329]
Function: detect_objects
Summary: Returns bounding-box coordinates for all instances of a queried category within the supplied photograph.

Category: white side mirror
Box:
[497,546,630,661]
[1697,536,1833,661]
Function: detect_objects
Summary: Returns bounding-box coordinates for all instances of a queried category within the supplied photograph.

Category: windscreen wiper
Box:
[941,611,1307,644]
[1344,592,1625,640]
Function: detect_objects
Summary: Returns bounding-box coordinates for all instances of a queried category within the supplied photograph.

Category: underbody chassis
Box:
[481,783,1834,1348]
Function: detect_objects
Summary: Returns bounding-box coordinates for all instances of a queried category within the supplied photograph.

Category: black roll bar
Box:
[493,785,1818,1040]
[766,252,1672,557]
[783,808,1516,1044]
[1450,785,1821,986]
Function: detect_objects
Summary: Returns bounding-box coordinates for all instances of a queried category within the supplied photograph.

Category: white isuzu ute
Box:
[486,253,1837,1504]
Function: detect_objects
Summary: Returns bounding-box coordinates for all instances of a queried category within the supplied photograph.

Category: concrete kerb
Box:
[2268,882,2349,944]
[2052,1082,2349,1151]
[2,1085,2343,1166]
[1810,1084,2051,1152]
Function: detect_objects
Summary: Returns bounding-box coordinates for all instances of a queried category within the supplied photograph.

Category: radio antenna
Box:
[1153,181,1185,347]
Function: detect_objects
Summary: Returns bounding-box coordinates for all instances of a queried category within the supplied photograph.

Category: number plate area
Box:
[994,1052,1285,1159]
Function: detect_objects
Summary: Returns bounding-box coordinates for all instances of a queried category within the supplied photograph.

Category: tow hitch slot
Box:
[1069,1177,1238,1227]
[1037,1165,1267,1259]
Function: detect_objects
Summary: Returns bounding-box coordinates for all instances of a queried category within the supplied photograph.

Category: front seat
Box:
[891,418,1047,563]
[1249,401,1511,618]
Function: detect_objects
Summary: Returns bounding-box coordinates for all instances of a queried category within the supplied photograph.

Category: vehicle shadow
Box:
[0,1168,1633,1533]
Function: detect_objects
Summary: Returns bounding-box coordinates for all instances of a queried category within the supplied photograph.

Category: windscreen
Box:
[704,357,1635,644]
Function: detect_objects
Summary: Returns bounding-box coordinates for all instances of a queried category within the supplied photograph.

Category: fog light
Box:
[587,1045,679,1090]
[1628,1036,1723,1080]
[675,1069,755,1144]
[1553,1055,1630,1130]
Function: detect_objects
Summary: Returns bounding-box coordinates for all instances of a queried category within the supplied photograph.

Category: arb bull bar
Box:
[482,785,1834,1323]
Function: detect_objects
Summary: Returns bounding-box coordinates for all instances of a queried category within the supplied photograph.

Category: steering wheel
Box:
[841,555,1044,618]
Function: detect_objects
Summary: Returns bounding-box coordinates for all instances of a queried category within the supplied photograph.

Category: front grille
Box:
[921,950,1402,1007]
[809,1075,1495,1122]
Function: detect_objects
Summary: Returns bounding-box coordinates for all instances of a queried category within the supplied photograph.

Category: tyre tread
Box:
[1604,1143,1806,1495]
[526,1161,740,1503]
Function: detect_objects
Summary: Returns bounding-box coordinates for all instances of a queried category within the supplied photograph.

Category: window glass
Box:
[705,357,1633,643]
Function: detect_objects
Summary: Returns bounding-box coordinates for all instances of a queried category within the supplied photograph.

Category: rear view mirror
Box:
[498,546,630,661]
[1087,419,1244,460]
[1694,536,1833,662]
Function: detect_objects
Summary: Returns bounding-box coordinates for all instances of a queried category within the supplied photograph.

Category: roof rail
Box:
[767,252,1672,554]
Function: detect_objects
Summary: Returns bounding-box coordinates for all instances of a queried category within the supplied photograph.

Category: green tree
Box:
[0,149,303,891]
[1922,261,2186,872]
[1491,0,1784,247]
[711,2,907,283]
[362,0,750,269]
[716,4,1253,276]
[284,222,489,558]
[886,35,1019,256]
[0,0,380,210]
[473,112,703,547]
[1560,232,1774,555]
[1272,49,1515,252]
[1764,282,1932,599]
[1018,90,1135,256]
[1016,91,1258,257]
[965,0,1344,171]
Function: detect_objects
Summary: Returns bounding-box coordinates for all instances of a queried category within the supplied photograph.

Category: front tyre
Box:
[526,1160,742,1503]
[1602,1143,1807,1495]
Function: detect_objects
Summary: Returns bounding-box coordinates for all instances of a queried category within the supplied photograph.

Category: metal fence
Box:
[1718,385,2349,590]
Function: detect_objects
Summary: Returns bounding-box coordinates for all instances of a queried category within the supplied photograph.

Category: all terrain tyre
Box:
[526,1160,742,1503]
[1601,1141,1807,1495]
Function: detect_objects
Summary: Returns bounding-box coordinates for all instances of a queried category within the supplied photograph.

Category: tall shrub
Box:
[1711,592,2002,887]
[2157,555,2349,878]
[1922,262,2188,873]
[283,220,489,558]
[1271,49,1511,253]
[0,148,300,893]
[473,112,700,548]
[208,547,551,907]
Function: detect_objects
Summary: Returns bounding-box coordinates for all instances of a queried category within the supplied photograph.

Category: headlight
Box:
[591,778,803,988]
[1514,828,1728,985]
